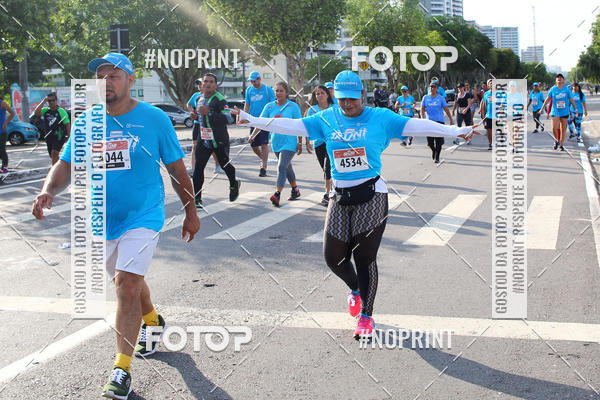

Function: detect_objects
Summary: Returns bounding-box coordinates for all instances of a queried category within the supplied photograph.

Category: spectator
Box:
[34,92,71,165]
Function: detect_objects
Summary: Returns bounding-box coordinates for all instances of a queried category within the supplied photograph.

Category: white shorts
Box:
[106,228,159,279]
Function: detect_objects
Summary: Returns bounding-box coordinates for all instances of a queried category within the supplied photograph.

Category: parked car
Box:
[151,103,194,128]
[226,99,244,124]
[7,119,39,146]
[445,89,455,102]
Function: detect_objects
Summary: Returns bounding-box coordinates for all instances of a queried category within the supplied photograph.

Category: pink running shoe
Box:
[354,313,374,339]
[347,291,361,317]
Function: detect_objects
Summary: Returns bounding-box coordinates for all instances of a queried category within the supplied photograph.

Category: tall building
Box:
[480,26,520,57]
[521,46,544,63]
[420,0,463,17]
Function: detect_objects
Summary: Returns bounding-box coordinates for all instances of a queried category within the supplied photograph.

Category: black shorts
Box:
[314,142,331,180]
[484,118,493,130]
[250,128,269,147]
[192,123,200,141]
[45,133,66,155]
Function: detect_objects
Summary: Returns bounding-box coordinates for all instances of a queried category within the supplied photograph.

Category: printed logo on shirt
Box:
[331,127,367,142]
[250,93,264,102]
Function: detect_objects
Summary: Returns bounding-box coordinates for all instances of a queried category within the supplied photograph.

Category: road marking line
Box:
[161,191,266,233]
[527,196,563,249]
[302,194,409,243]
[580,153,600,271]
[207,192,323,240]
[1,294,600,383]
[404,194,486,246]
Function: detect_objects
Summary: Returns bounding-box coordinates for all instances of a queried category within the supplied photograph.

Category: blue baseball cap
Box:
[533,82,539,86]
[248,71,260,81]
[400,85,408,90]
[324,81,334,89]
[88,52,134,76]
[333,70,363,99]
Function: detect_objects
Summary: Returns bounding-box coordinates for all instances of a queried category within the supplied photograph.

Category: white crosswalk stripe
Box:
[527,196,563,249]
[207,192,323,240]
[404,194,487,246]
[302,193,409,243]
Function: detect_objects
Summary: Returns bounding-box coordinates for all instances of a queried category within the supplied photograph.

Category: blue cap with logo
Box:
[400,85,408,91]
[533,82,539,86]
[88,52,134,76]
[334,70,363,99]
[324,81,334,89]
[248,71,261,81]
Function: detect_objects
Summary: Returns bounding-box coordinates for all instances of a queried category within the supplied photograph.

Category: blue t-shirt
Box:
[261,100,302,152]
[0,101,6,133]
[427,86,446,99]
[529,90,545,112]
[483,90,493,119]
[547,85,573,117]
[302,107,409,181]
[396,95,415,117]
[508,92,525,117]
[421,94,447,123]
[306,104,333,147]
[570,91,586,114]
[332,97,339,105]
[188,92,201,124]
[60,102,185,240]
[245,84,276,117]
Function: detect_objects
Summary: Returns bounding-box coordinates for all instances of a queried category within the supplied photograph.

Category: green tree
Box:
[305,54,349,86]
[51,0,236,107]
[490,48,519,78]
[205,0,345,110]
[519,62,554,86]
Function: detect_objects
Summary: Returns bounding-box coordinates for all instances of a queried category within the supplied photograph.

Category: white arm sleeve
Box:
[238,110,309,137]
[403,118,473,138]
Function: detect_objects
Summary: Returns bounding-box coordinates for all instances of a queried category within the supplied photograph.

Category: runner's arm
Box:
[2,101,15,128]
[236,109,309,137]
[165,159,200,242]
[403,118,474,138]
[32,160,70,220]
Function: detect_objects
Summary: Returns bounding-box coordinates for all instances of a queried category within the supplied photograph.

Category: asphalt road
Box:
[1,100,600,399]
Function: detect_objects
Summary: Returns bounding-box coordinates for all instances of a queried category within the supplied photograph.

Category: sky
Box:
[462,0,598,72]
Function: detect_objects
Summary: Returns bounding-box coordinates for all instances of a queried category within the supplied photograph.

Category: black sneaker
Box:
[553,141,559,150]
[195,198,203,208]
[401,141,407,146]
[321,193,329,205]
[560,145,565,151]
[453,139,460,145]
[134,314,166,357]
[259,168,267,177]
[288,186,301,201]
[408,137,413,145]
[229,180,241,202]
[270,191,281,207]
[533,129,538,133]
[488,144,493,150]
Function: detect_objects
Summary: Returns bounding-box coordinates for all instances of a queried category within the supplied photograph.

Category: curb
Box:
[0,136,250,186]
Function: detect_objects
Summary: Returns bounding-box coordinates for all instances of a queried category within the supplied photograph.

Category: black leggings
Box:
[0,132,7,167]
[193,142,236,200]
[532,110,542,129]
[457,111,472,127]
[314,143,331,180]
[323,193,388,316]
[427,137,444,160]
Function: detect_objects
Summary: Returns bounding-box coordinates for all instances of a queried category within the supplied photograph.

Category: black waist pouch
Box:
[334,176,380,206]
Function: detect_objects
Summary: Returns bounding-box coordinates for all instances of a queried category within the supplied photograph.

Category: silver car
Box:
[152,103,194,128]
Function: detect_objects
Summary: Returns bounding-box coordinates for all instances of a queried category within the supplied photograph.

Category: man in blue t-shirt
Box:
[31,53,200,399]
[527,82,545,133]
[540,73,579,151]
[244,71,275,176]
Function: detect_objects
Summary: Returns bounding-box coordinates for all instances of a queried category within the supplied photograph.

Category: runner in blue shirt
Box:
[395,85,415,146]
[540,74,579,151]
[305,85,335,204]
[427,77,447,99]
[421,82,454,163]
[31,52,200,399]
[244,71,276,176]
[232,70,480,340]
[260,81,303,207]
[527,83,545,133]
[0,99,15,173]
[325,81,339,105]
[480,78,496,150]
[567,82,588,143]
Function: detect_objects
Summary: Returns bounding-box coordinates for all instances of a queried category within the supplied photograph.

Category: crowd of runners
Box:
[25,51,593,399]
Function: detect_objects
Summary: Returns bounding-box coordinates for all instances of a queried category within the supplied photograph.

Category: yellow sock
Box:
[142,308,160,326]
[114,353,132,373]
